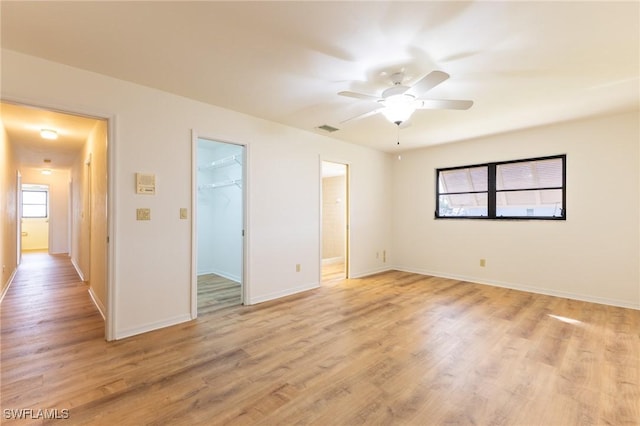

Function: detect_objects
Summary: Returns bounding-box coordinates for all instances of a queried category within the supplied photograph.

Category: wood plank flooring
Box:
[321,261,345,282]
[198,274,241,315]
[1,253,639,425]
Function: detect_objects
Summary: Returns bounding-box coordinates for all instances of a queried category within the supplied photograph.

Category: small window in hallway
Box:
[22,185,48,218]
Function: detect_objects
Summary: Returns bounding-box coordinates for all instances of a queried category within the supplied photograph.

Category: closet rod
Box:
[199,154,242,171]
[199,179,242,190]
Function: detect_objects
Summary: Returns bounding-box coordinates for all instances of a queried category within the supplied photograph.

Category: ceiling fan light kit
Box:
[380,93,419,124]
[338,70,474,143]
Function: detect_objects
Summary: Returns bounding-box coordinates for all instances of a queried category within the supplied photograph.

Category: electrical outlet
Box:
[480,259,486,267]
[136,208,151,221]
[296,264,301,272]
[376,252,379,259]
[180,208,188,219]
[383,250,386,263]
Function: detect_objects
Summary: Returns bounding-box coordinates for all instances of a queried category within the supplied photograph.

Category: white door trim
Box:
[190,130,249,319]
[0,96,116,341]
[319,158,351,283]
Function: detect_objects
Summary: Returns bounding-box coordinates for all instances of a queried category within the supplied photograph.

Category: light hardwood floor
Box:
[198,273,242,315]
[1,253,639,425]
[321,261,345,282]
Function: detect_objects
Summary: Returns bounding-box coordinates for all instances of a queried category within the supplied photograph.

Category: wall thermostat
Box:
[136,173,156,195]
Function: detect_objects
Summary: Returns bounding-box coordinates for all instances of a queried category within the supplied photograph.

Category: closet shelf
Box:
[199,154,242,171]
[199,179,242,190]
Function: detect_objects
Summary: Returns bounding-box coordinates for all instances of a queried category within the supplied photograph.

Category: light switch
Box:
[180,208,188,219]
[136,208,151,221]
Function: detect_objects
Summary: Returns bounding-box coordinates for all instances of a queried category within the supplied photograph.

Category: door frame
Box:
[1,97,116,341]
[190,130,249,319]
[16,171,22,265]
[319,158,351,282]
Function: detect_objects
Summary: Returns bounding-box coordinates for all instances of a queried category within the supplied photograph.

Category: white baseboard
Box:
[197,268,241,283]
[349,266,394,279]
[88,287,106,320]
[248,282,320,305]
[71,258,86,281]
[115,313,192,340]
[394,265,640,311]
[0,267,18,304]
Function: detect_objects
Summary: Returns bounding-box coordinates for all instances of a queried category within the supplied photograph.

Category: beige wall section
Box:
[88,121,108,313]
[71,142,91,281]
[0,121,19,296]
[392,111,640,309]
[71,120,108,315]
[322,175,346,260]
[21,218,49,250]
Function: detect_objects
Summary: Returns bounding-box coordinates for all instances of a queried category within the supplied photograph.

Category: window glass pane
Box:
[22,190,48,218]
[439,193,488,217]
[22,191,47,204]
[535,159,563,187]
[497,158,563,190]
[496,189,563,217]
[436,155,565,220]
[22,205,47,218]
[439,166,487,193]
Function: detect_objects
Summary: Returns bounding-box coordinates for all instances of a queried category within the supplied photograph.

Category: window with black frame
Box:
[436,155,566,220]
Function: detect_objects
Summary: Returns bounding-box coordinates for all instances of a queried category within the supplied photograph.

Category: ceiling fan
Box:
[338,70,473,126]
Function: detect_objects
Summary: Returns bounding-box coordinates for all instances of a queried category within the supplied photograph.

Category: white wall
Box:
[1,49,394,338]
[197,139,243,282]
[392,111,640,309]
[20,168,70,255]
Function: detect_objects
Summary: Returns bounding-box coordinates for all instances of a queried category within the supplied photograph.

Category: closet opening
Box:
[193,137,246,316]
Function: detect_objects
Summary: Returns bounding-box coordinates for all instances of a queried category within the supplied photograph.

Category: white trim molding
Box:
[394,266,640,311]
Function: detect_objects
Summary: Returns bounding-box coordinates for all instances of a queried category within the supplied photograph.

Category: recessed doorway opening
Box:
[193,136,246,316]
[321,161,349,283]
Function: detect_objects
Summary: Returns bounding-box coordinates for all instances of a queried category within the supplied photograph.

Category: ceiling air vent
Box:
[317,124,340,133]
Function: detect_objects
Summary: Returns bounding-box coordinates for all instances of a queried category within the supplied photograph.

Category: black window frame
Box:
[435,154,566,220]
[21,189,49,219]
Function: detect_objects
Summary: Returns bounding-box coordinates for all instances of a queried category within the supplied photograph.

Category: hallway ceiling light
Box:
[40,129,58,140]
[41,169,52,175]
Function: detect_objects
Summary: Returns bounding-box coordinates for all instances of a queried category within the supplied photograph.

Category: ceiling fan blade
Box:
[408,70,450,96]
[417,99,474,110]
[338,91,380,101]
[340,105,383,124]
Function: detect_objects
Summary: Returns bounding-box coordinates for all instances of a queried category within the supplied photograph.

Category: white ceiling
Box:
[1,1,638,153]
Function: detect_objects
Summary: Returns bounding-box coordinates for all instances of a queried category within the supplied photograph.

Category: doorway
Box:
[193,137,246,316]
[20,183,50,252]
[321,161,349,282]
[1,101,110,338]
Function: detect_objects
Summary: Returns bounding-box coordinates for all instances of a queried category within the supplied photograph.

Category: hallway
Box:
[1,252,104,408]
